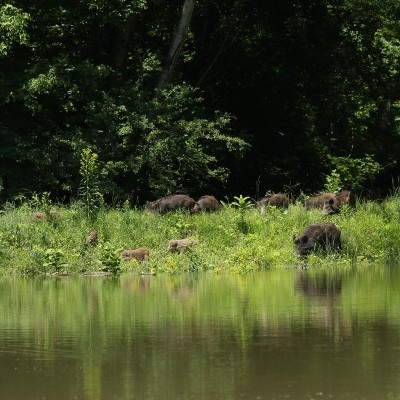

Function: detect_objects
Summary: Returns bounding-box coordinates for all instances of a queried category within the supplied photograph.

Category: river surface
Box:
[0,267,399,400]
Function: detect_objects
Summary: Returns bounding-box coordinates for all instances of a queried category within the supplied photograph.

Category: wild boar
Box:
[168,239,198,253]
[293,223,341,257]
[303,193,337,210]
[192,195,220,213]
[336,190,354,207]
[32,211,60,221]
[321,198,340,216]
[257,193,289,213]
[85,231,98,246]
[305,191,354,215]
[121,248,150,262]
[145,194,197,214]
[32,212,48,221]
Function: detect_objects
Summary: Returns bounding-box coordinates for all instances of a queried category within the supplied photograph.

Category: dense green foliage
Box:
[1,1,400,202]
[1,194,400,275]
[78,147,102,220]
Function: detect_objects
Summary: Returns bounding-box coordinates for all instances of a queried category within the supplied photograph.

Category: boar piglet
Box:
[121,248,150,261]
[293,223,341,257]
[85,231,98,246]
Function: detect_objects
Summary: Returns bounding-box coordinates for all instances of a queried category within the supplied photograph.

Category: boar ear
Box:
[329,198,334,205]
[301,235,308,243]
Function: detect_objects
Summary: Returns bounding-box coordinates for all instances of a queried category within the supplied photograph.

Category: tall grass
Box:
[1,194,400,275]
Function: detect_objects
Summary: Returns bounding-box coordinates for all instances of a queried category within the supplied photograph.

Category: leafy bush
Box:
[0,4,30,57]
[136,84,249,196]
[324,155,381,192]
[231,195,254,233]
[99,243,122,274]
[31,246,67,274]
[78,148,102,221]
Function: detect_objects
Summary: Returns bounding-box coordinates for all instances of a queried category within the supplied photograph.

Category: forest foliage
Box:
[1,0,400,203]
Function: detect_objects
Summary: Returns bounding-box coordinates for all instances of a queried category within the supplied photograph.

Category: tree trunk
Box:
[156,0,196,92]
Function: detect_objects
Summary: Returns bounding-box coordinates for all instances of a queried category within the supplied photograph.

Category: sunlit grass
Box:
[1,194,400,275]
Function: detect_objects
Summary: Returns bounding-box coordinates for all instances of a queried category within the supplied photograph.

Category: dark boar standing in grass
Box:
[293,223,342,257]
[257,193,289,214]
[336,190,354,207]
[145,194,197,214]
[321,198,340,216]
[306,191,354,216]
[303,193,337,210]
[193,195,220,213]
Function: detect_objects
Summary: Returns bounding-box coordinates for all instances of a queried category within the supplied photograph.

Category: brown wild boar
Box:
[293,223,342,257]
[193,195,220,213]
[145,194,197,214]
[336,190,354,207]
[85,231,98,246]
[32,211,60,221]
[257,193,289,213]
[32,212,48,221]
[305,191,354,216]
[321,198,340,216]
[303,193,337,210]
[168,239,198,253]
[121,248,150,261]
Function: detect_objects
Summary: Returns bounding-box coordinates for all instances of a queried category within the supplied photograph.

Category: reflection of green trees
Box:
[0,269,400,399]
[1,269,400,338]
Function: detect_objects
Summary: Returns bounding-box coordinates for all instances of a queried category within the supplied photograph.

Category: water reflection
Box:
[0,268,399,399]
[294,270,343,331]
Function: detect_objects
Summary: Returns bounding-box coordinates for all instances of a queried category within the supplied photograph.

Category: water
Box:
[0,267,399,400]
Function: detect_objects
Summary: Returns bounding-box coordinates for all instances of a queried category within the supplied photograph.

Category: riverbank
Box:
[1,195,400,275]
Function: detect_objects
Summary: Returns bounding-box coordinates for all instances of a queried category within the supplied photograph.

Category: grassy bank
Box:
[1,195,400,275]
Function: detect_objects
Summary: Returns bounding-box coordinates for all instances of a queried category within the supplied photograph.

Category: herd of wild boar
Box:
[83,190,352,263]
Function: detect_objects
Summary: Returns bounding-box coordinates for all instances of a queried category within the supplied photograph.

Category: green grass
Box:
[1,195,400,275]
